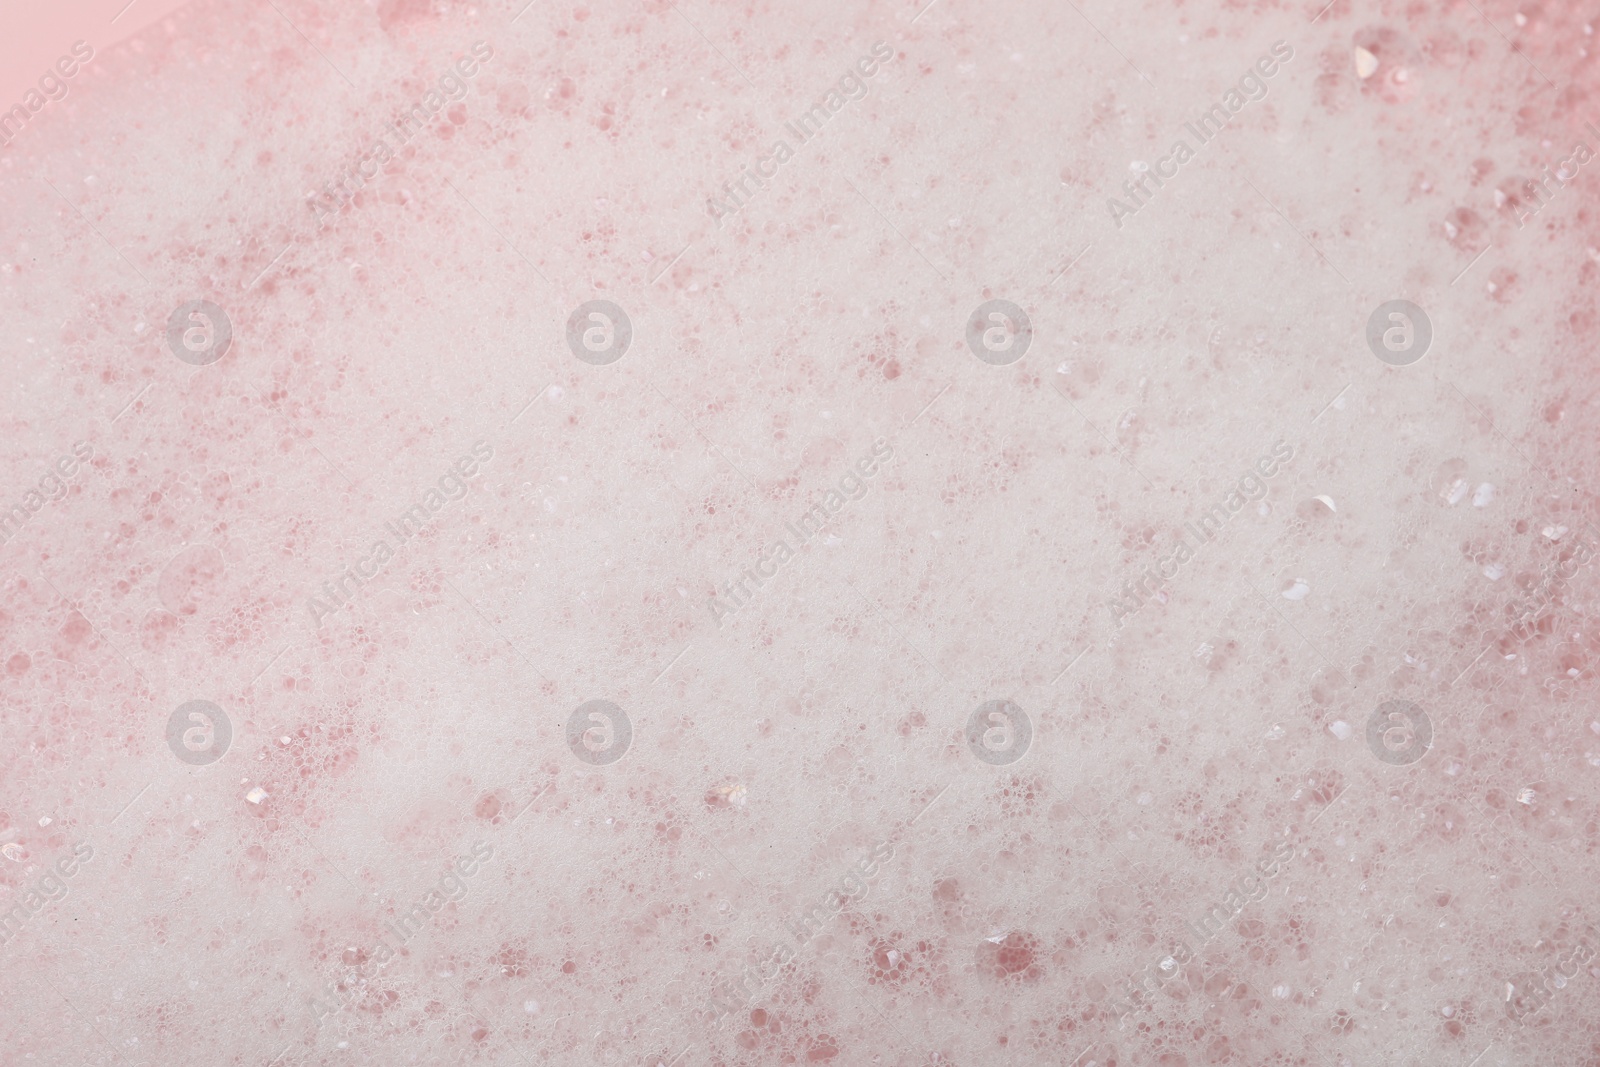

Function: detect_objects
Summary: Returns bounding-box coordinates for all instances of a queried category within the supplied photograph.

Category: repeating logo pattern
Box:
[166,301,232,366]
[566,699,632,765]
[1365,300,1431,367]
[965,699,1031,765]
[1366,700,1431,766]
[965,300,1032,365]
[165,700,231,766]
[566,301,633,365]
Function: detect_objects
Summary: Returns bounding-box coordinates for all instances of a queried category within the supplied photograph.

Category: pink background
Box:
[0,0,191,107]
[3,0,1600,1065]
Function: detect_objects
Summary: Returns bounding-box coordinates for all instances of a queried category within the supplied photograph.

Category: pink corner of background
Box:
[0,0,194,108]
